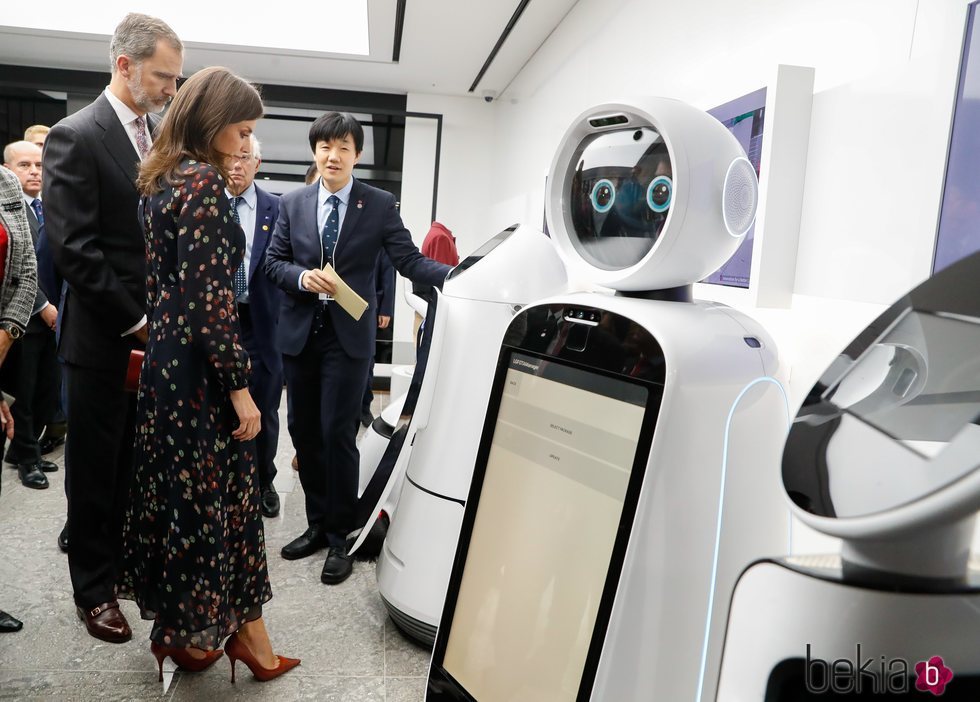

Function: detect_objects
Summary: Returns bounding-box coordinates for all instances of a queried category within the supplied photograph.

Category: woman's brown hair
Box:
[137,66,263,194]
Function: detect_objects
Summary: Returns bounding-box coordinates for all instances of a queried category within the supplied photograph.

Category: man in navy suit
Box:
[225,135,283,518]
[1,140,59,488]
[266,112,451,585]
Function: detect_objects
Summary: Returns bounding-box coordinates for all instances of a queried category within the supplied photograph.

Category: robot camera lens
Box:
[633,130,643,141]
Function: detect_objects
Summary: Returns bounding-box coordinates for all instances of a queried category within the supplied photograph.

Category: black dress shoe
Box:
[17,463,49,489]
[58,525,69,553]
[280,525,327,560]
[321,546,353,584]
[0,610,23,632]
[39,435,66,455]
[359,409,374,429]
[261,485,280,518]
[38,459,58,473]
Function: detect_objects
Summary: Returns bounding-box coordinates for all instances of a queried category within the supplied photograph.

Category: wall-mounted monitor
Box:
[702,87,767,289]
[693,65,814,309]
[933,0,980,274]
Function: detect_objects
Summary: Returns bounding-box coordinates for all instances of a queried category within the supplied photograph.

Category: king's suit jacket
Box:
[265,178,449,359]
[244,185,283,374]
[41,93,158,370]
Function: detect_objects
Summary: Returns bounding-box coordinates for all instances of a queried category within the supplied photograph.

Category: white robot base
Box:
[717,558,980,700]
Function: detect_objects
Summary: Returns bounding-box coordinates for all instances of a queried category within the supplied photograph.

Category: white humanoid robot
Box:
[358,225,570,642]
[425,97,791,701]
[717,249,980,700]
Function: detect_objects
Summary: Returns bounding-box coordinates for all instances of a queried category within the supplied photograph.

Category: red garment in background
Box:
[0,221,9,287]
[421,221,459,266]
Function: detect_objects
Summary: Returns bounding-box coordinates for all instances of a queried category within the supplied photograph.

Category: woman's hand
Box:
[230,388,261,441]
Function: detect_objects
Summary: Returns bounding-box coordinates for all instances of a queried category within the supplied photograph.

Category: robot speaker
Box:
[722,156,758,238]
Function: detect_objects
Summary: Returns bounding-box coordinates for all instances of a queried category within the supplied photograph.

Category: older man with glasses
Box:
[225,136,284,518]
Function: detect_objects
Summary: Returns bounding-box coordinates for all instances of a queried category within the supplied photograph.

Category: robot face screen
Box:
[567,126,673,270]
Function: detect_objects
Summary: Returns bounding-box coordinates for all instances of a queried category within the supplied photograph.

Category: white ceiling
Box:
[0,0,580,100]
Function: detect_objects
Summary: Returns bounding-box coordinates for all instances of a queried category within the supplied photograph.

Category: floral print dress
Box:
[117,160,272,648]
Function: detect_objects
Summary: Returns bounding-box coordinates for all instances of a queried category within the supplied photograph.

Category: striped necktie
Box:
[31,198,44,227]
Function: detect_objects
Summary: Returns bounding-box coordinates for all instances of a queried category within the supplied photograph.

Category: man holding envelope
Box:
[265,112,451,585]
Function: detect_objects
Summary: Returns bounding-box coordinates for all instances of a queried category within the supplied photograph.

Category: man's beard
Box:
[127,65,168,114]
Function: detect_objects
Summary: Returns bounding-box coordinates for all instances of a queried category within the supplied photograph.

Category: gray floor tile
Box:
[384,618,432,678]
[0,392,428,701]
[386,676,428,702]
[0,670,169,701]
[170,671,385,701]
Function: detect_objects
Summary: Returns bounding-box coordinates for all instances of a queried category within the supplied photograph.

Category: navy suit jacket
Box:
[243,185,283,374]
[265,178,449,359]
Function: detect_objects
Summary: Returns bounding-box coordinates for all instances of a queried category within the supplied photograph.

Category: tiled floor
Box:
[0,391,432,700]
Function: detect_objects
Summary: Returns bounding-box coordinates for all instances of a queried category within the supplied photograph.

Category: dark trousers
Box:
[0,329,58,464]
[361,358,375,415]
[63,362,137,608]
[283,307,370,547]
[238,304,282,488]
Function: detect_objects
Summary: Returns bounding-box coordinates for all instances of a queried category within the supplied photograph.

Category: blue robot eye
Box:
[590,179,616,213]
[646,175,672,213]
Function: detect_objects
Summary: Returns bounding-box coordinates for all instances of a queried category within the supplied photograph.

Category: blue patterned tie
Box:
[321,195,340,265]
[229,196,247,299]
[31,198,44,226]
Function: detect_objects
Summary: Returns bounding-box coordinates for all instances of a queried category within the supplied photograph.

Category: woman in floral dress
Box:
[117,66,298,683]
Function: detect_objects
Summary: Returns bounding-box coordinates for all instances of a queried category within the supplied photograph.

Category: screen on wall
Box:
[933,1,980,274]
[440,352,647,701]
[702,87,767,288]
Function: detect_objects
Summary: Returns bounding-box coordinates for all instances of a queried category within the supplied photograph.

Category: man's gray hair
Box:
[249,135,262,160]
[109,13,182,73]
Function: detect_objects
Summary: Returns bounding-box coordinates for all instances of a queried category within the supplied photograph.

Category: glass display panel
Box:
[441,352,647,701]
[702,87,766,288]
[446,228,515,280]
[934,1,980,273]
[566,127,672,270]
[824,309,980,457]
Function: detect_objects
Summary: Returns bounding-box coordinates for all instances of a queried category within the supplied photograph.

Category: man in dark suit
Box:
[225,135,284,518]
[360,252,394,428]
[1,141,59,489]
[42,13,182,643]
[266,112,451,585]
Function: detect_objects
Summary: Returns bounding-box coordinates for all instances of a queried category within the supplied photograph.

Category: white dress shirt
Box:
[299,177,354,291]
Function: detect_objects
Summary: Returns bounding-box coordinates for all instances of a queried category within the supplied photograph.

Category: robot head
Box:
[782,250,980,542]
[546,98,758,291]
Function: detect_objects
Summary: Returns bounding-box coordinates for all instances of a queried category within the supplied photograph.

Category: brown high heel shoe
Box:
[225,631,300,683]
[150,641,224,681]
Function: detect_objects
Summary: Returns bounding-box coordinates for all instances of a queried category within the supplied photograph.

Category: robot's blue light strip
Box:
[695,376,791,702]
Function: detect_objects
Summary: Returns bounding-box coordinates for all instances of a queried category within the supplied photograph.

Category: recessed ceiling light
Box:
[4,2,369,56]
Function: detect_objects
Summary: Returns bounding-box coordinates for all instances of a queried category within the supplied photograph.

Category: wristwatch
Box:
[0,322,22,340]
